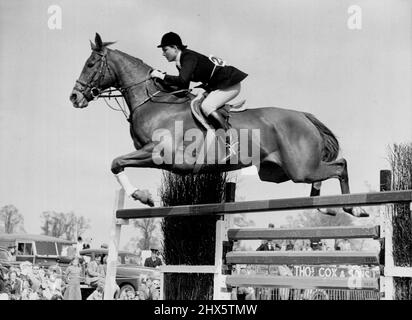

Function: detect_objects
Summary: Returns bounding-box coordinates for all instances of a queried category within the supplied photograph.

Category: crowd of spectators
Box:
[0,237,162,301]
[0,258,161,301]
[255,223,352,253]
[0,262,64,300]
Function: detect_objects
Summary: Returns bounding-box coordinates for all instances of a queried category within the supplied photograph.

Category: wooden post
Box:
[103,189,127,300]
[379,170,395,300]
[213,182,236,300]
[159,272,165,300]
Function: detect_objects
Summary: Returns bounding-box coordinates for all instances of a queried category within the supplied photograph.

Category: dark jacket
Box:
[163,49,247,92]
[144,257,162,268]
[256,242,280,251]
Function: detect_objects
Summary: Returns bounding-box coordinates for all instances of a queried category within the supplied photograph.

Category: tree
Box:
[40,211,90,240]
[133,218,161,250]
[0,205,25,233]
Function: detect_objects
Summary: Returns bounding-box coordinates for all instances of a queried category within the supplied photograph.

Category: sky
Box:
[0,0,411,248]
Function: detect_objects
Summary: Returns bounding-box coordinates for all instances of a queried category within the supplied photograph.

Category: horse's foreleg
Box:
[111,144,157,207]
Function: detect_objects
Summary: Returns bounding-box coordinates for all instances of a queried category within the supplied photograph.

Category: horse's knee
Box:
[111,157,124,175]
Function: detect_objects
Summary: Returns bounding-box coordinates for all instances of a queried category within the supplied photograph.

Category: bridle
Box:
[74,49,191,121]
[75,50,119,100]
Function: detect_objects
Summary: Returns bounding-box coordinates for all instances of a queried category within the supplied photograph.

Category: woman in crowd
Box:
[63,257,82,300]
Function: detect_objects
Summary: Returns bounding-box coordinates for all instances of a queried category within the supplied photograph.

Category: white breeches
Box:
[201,83,241,116]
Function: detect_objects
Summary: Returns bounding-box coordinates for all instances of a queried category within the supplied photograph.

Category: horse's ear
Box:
[95,33,103,50]
[102,41,117,47]
[90,40,96,51]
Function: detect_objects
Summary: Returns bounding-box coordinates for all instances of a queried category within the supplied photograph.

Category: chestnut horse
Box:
[70,34,366,217]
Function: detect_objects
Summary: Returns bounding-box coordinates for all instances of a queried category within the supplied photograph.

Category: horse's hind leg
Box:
[334,159,368,217]
[300,158,368,217]
[310,181,322,197]
[310,181,338,216]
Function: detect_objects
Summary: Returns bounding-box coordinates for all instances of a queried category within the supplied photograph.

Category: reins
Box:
[79,54,192,122]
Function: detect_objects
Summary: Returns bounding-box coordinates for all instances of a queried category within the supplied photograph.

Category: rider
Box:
[150,32,248,160]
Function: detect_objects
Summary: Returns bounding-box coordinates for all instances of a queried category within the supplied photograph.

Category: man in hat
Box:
[151,32,248,162]
[7,245,16,262]
[144,247,162,268]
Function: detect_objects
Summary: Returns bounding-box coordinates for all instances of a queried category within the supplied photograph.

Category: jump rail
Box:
[226,251,380,266]
[116,190,412,219]
[225,275,380,291]
[227,226,380,240]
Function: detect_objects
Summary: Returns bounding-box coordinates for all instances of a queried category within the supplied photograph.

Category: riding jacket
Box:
[162,49,247,92]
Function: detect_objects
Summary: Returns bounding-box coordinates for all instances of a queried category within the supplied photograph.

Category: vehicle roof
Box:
[79,248,138,256]
[0,233,75,244]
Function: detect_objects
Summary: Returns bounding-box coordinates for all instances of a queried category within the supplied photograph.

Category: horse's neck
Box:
[108,49,152,113]
[108,49,195,146]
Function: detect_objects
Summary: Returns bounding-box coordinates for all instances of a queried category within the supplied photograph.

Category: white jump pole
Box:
[104,188,128,300]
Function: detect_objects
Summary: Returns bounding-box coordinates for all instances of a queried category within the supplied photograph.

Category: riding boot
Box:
[208,111,235,162]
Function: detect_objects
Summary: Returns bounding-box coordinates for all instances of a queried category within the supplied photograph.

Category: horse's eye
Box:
[87,61,95,68]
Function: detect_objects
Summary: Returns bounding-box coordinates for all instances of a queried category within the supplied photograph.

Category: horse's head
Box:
[70,33,116,108]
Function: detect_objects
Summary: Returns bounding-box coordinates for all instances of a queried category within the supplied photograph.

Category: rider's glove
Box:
[150,70,166,80]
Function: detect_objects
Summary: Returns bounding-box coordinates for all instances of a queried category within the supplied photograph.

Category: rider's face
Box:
[162,46,179,62]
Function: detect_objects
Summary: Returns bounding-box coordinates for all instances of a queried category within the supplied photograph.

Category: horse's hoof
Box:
[343,207,369,218]
[317,208,337,216]
[131,190,140,201]
[131,189,154,207]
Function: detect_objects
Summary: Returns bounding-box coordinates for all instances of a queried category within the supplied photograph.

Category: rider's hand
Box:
[150,70,166,80]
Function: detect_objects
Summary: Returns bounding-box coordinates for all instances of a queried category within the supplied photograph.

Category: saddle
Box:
[153,78,247,130]
[191,93,247,130]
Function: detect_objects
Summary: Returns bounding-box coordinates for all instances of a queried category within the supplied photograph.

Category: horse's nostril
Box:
[70,93,77,102]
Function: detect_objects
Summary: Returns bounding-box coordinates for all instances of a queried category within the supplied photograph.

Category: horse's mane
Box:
[113,49,152,70]
[112,48,195,100]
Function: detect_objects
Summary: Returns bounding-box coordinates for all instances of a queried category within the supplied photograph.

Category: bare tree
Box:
[40,211,90,240]
[133,218,160,250]
[0,205,25,233]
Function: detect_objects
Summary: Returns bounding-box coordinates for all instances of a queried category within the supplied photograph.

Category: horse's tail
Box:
[304,112,339,162]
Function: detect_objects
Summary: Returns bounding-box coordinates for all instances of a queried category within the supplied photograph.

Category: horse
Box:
[69,33,367,217]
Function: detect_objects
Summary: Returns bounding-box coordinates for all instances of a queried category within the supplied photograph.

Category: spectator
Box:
[87,284,104,300]
[83,237,92,250]
[340,239,352,251]
[303,240,313,251]
[256,223,281,251]
[0,266,7,294]
[63,257,82,300]
[310,238,322,251]
[86,254,105,287]
[144,248,162,268]
[125,288,136,300]
[136,290,146,300]
[138,283,150,300]
[20,279,32,300]
[6,270,22,299]
[76,236,84,258]
[285,240,294,251]
[257,240,280,251]
[151,288,160,300]
[47,271,63,298]
[8,245,16,262]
